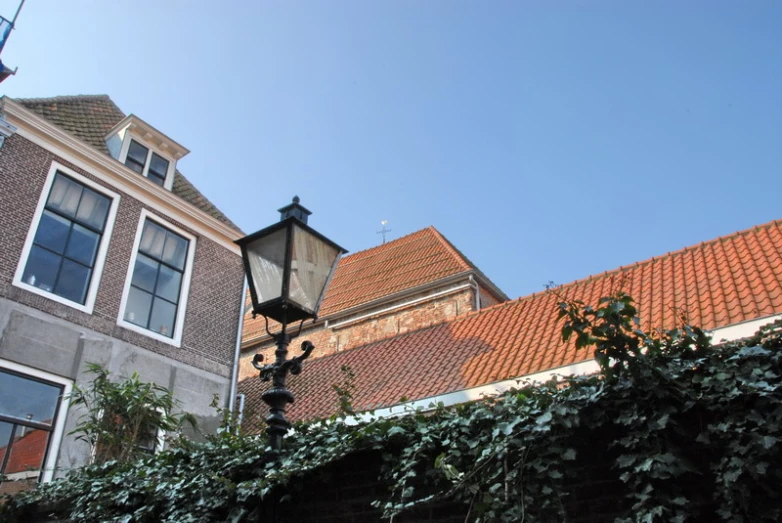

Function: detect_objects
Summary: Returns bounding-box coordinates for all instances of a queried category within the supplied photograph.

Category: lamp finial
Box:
[278,196,312,224]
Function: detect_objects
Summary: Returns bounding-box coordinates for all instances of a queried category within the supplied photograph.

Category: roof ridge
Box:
[547,219,782,297]
[15,94,127,121]
[14,94,114,104]
[338,226,439,264]
[427,226,508,299]
[427,226,474,272]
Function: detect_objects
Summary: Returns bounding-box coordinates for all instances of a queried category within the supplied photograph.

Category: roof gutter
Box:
[326,282,473,330]
[468,274,480,310]
[241,271,487,349]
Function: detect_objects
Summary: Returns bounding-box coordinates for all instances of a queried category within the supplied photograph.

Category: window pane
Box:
[147,172,165,187]
[54,260,91,304]
[47,175,83,218]
[22,246,60,292]
[75,188,110,231]
[5,426,48,478]
[65,224,99,266]
[139,221,167,259]
[149,153,169,179]
[126,158,144,175]
[156,265,182,303]
[127,140,148,165]
[245,228,287,303]
[125,287,152,327]
[33,211,70,254]
[136,412,162,454]
[0,421,12,465]
[150,298,176,338]
[162,231,188,270]
[0,370,62,423]
[131,254,159,293]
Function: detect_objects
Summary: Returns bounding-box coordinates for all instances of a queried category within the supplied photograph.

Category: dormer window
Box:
[124,140,169,187]
[104,114,189,192]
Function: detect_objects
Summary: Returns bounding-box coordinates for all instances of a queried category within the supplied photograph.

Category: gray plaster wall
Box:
[0,296,230,478]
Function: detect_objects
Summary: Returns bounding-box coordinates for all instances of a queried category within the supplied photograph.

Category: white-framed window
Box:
[136,408,167,455]
[89,406,166,464]
[119,136,174,189]
[117,209,196,347]
[0,360,73,491]
[13,162,120,314]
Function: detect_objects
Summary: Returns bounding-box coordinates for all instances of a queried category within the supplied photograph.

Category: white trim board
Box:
[0,359,74,483]
[12,161,121,315]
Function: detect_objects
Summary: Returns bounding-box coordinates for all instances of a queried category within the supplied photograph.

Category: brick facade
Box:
[0,132,243,375]
[238,283,487,382]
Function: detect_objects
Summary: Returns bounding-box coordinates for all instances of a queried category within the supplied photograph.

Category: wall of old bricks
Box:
[0,133,244,375]
[238,284,481,382]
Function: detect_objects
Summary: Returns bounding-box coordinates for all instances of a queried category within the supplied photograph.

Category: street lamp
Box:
[235,197,346,450]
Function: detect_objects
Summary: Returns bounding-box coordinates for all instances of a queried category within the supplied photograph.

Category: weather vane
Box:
[377,220,391,244]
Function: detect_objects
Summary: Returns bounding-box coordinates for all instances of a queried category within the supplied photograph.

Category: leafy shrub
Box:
[2,294,780,522]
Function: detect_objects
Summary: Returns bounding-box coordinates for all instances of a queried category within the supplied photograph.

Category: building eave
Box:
[1,97,241,254]
[105,114,190,159]
[241,270,492,350]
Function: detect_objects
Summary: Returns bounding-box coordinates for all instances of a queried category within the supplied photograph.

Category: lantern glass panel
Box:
[245,227,288,304]
[289,223,341,313]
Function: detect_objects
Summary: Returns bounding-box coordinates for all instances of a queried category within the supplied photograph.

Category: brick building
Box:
[238,220,782,429]
[0,95,245,492]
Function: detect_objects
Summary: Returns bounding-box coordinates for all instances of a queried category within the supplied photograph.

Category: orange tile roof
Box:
[238,219,782,425]
[242,226,504,343]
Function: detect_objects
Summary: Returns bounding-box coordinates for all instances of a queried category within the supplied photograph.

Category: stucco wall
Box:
[0,297,228,478]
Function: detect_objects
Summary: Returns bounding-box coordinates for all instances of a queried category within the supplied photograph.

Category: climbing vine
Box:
[2,293,780,522]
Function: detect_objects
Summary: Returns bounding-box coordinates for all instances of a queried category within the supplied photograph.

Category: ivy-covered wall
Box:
[3,294,781,523]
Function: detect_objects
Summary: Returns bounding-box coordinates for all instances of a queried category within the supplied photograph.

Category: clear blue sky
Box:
[2,1,780,300]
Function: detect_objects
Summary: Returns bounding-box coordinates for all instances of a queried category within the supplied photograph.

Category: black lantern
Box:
[235,197,346,450]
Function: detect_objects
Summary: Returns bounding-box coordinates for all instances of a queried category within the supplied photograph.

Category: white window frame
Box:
[0,359,73,483]
[12,161,121,314]
[117,209,196,347]
[118,134,176,191]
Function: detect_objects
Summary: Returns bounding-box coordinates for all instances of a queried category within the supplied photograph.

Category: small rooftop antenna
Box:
[377,220,391,244]
[0,0,26,84]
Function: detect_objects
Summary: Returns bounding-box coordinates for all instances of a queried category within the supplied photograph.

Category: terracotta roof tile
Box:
[239,219,782,426]
[242,226,507,342]
[12,95,241,232]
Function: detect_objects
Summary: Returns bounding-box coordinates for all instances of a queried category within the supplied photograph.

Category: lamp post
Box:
[235,197,346,450]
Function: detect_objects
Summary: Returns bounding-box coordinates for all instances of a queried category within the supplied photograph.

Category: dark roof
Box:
[14,95,241,232]
[239,219,782,425]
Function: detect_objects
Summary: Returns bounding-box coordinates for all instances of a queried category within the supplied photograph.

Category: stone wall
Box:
[238,284,479,382]
[0,297,229,478]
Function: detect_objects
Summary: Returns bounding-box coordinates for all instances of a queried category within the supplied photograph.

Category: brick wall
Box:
[0,133,244,374]
[238,285,477,382]
[479,287,500,308]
